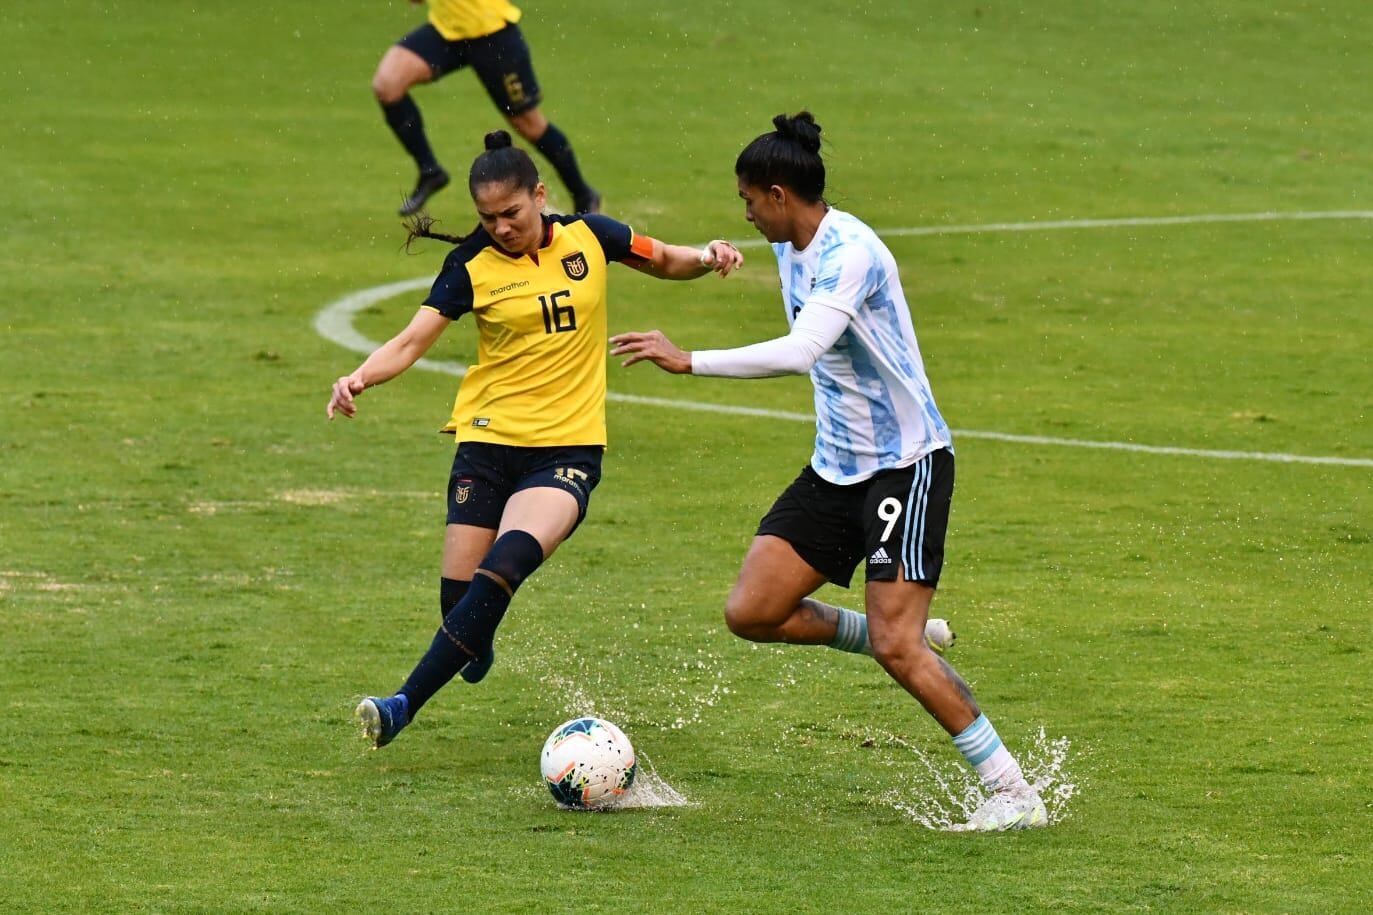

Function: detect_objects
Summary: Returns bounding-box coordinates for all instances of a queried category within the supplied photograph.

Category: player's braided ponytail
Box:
[735,111,826,203]
[402,212,471,251]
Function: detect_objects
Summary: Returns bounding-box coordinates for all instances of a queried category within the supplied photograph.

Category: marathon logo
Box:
[489,280,530,296]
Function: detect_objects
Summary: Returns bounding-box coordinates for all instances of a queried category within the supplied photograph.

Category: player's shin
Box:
[440,577,470,621]
[397,531,544,714]
[828,605,874,655]
[952,713,1029,793]
[380,95,440,174]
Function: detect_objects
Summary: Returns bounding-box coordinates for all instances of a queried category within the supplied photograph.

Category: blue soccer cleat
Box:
[356,694,410,748]
[459,649,495,684]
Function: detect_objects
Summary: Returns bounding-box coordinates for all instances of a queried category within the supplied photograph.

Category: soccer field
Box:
[3,1,1371,911]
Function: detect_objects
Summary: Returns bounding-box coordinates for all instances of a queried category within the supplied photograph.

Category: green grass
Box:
[2,1,1371,911]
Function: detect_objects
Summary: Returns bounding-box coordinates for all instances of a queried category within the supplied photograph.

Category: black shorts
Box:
[756,448,955,589]
[398,22,542,115]
[447,441,603,529]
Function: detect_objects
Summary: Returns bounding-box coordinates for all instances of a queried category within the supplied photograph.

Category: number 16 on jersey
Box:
[540,290,576,334]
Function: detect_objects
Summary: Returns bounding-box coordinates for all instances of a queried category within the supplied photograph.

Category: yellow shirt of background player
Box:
[426,0,522,42]
[421,214,652,448]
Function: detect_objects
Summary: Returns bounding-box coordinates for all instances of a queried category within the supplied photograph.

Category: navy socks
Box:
[440,577,470,621]
[381,95,441,174]
[399,532,544,715]
[533,123,593,207]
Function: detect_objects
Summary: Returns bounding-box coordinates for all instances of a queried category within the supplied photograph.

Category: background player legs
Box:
[372,45,449,213]
[506,107,598,213]
[865,576,979,735]
[724,535,840,644]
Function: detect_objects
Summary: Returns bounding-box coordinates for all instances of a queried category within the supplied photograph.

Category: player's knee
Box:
[477,530,544,593]
[723,594,768,641]
[507,110,544,142]
[870,627,930,672]
[372,73,405,105]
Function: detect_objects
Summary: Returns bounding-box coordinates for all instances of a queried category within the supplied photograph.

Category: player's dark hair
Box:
[402,212,470,252]
[468,130,540,195]
[403,131,542,250]
[735,111,825,203]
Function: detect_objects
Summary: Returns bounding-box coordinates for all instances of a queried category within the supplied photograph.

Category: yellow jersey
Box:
[422,214,653,447]
[426,0,521,42]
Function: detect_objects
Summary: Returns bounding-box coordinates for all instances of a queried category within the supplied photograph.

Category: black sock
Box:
[398,532,544,715]
[381,95,441,174]
[398,575,506,715]
[533,123,592,205]
[440,577,470,621]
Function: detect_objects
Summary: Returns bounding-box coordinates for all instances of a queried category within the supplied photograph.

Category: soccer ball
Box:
[924,617,956,654]
[540,717,637,809]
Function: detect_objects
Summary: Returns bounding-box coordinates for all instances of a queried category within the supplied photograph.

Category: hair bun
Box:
[771,111,822,154]
[484,130,514,151]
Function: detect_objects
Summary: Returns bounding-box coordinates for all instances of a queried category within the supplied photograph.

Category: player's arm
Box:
[578,214,742,280]
[629,236,744,280]
[327,307,449,419]
[610,300,850,376]
[612,245,875,376]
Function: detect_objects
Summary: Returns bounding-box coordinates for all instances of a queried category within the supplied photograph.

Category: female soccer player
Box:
[610,113,1048,832]
[374,0,600,216]
[328,130,742,748]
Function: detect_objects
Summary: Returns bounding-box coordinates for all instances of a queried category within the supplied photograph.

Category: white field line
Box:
[314,211,1373,469]
[728,209,1373,248]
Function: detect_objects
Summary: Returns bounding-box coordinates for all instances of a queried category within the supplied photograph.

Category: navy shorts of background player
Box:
[756,447,955,589]
[446,441,604,532]
[379,11,600,217]
[399,22,542,115]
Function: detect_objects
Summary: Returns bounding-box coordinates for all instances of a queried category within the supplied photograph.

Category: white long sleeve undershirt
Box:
[690,299,853,378]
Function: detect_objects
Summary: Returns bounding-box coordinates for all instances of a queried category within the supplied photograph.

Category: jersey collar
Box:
[490,216,557,264]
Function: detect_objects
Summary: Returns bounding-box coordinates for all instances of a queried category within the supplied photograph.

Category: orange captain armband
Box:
[626,233,656,264]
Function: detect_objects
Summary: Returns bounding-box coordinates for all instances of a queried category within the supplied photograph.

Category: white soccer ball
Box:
[924,617,956,654]
[540,717,637,809]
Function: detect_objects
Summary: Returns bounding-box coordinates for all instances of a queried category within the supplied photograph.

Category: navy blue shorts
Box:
[756,449,955,589]
[447,441,603,529]
[398,22,542,115]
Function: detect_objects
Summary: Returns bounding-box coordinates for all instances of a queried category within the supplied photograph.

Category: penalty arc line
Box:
[313,211,1373,470]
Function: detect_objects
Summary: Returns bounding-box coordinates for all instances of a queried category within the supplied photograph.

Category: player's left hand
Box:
[701,240,743,277]
[609,330,692,374]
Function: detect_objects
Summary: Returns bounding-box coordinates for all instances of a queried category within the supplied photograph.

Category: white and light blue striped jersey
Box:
[773,208,951,484]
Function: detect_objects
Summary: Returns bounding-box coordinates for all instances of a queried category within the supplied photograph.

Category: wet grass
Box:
[2,1,1371,911]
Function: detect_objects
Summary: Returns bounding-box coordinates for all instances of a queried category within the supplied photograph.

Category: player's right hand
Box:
[326,374,366,420]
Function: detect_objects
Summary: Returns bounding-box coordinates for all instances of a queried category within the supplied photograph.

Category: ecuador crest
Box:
[561,251,589,281]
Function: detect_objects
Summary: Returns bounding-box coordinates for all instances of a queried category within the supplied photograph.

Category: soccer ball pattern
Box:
[540,717,637,809]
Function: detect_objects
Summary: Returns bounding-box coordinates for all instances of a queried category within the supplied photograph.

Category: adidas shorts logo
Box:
[870,546,893,564]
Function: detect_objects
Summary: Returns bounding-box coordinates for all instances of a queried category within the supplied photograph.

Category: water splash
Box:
[615,754,692,809]
[504,645,693,809]
[869,726,1080,831]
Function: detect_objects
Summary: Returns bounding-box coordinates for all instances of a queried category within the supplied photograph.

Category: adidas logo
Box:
[870,547,893,564]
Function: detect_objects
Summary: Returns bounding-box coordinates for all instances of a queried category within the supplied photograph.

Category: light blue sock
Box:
[953,713,1025,791]
[829,608,874,656]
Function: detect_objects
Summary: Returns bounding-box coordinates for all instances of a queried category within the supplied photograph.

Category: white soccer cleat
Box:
[924,618,956,654]
[954,786,1048,832]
